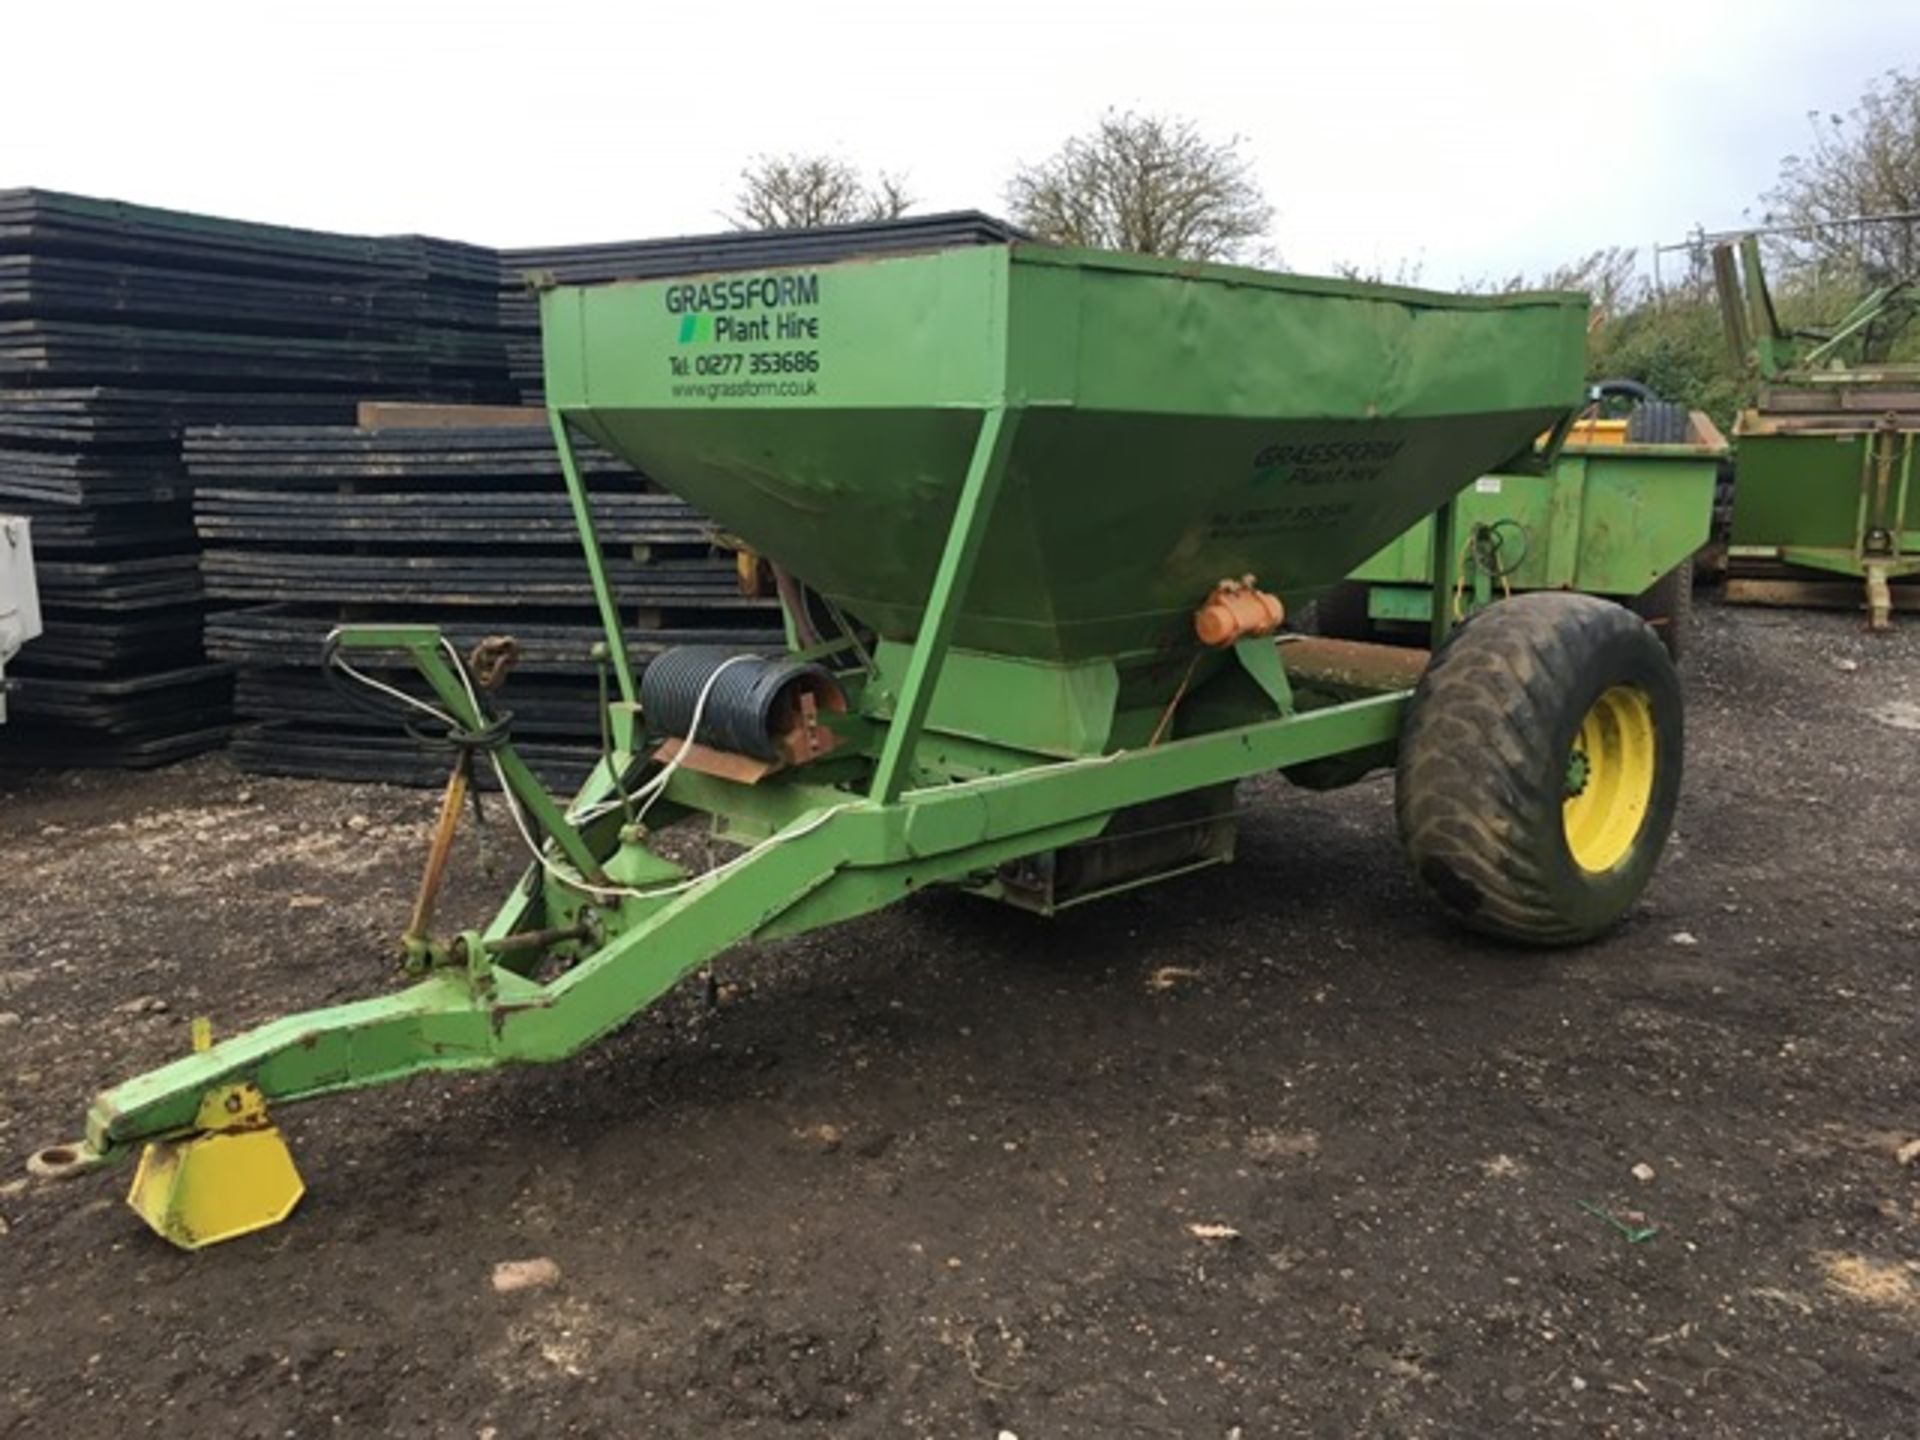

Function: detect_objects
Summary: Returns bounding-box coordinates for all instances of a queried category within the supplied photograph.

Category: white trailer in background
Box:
[1,515,41,724]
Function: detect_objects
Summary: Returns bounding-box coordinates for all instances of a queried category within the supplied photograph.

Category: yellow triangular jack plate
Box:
[126,1084,304,1250]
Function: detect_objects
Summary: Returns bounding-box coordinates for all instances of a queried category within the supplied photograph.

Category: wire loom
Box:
[319,631,514,755]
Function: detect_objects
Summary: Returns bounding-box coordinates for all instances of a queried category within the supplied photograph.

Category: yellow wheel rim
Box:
[1562,684,1657,873]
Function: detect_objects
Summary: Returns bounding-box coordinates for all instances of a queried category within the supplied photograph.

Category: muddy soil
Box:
[0,602,1915,1438]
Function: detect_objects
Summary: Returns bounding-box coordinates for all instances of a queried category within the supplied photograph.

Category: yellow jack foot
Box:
[126,1083,304,1250]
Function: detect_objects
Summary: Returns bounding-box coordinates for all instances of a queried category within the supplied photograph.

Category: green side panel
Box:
[542,244,1588,665]
[872,642,1121,757]
[546,244,1007,411]
[580,403,991,617]
[1008,248,1588,420]
[1366,585,1445,622]
[1353,443,1719,597]
[1731,432,1910,553]
[971,407,1571,659]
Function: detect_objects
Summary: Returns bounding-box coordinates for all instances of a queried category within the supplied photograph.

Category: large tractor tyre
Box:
[1627,400,1690,445]
[1628,555,1694,662]
[1395,592,1683,946]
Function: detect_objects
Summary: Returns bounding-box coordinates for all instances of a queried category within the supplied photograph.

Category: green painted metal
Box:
[870,405,1019,803]
[878,643,1123,757]
[1731,421,1920,629]
[548,412,637,704]
[83,681,1407,1153]
[1712,235,1920,624]
[1719,234,1917,384]
[1733,427,1919,560]
[1351,429,1724,621]
[540,244,1587,669]
[52,244,1593,1199]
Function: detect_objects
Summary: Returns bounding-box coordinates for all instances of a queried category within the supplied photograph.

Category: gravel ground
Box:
[0,599,1915,1438]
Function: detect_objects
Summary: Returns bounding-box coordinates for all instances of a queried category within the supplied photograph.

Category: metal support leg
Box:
[1865,562,1893,632]
[1429,496,1458,650]
[549,409,637,704]
[870,408,1021,803]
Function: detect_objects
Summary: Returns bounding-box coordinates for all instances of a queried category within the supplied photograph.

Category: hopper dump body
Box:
[41,242,1665,1249]
[540,243,1588,663]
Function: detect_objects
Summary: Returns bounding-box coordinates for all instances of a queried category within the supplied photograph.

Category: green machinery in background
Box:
[1313,394,1726,659]
[1715,234,1919,628]
[32,243,1689,1247]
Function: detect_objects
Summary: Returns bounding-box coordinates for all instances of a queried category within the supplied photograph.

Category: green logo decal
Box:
[677,313,710,344]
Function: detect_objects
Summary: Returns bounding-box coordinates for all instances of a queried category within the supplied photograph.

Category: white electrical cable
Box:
[327,637,819,904]
[327,637,1132,909]
[565,796,626,825]
[629,653,754,830]
[497,652,761,902]
[424,639,634,899]
[565,653,757,827]
[329,650,461,729]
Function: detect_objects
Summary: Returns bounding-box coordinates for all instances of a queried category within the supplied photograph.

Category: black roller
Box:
[640,646,840,761]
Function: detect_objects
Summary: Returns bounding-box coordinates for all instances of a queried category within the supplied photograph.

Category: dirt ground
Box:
[1,601,1916,1438]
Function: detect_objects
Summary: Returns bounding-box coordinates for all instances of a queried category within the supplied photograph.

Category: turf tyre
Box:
[1628,555,1694,662]
[1627,400,1689,444]
[1395,592,1682,945]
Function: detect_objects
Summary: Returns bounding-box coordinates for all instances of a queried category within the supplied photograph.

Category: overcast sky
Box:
[6,0,1913,284]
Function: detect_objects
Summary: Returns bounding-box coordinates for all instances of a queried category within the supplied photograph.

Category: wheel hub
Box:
[1564,749,1591,798]
[1561,684,1657,873]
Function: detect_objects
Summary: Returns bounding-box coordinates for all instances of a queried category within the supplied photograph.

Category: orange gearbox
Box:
[1193,576,1285,648]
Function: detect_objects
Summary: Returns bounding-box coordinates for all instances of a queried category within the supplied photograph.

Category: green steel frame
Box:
[1349,426,1724,628]
[1714,235,1916,385]
[1716,236,1920,625]
[60,407,1441,1169]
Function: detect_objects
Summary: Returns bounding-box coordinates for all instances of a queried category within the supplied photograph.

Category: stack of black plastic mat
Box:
[0,389,359,765]
[187,424,783,786]
[0,190,519,766]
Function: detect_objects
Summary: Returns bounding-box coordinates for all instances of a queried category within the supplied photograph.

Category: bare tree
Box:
[1764,68,1920,281]
[1331,258,1426,287]
[1454,247,1646,316]
[1006,111,1274,263]
[1539,248,1646,320]
[730,154,913,230]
